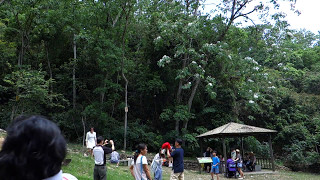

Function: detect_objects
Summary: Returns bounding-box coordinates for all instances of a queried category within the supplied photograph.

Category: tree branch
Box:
[233,0,250,20]
[235,7,257,20]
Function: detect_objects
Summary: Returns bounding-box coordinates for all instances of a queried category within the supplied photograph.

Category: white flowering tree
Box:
[155,8,224,132]
[155,0,296,132]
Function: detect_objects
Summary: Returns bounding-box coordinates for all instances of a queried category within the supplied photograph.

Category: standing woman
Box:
[85,127,97,156]
[235,149,244,179]
[130,143,153,180]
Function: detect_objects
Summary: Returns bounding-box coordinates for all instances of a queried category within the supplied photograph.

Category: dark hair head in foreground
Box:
[0,115,66,180]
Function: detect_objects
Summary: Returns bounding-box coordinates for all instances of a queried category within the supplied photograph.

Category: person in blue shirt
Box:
[210,151,220,180]
[167,139,184,180]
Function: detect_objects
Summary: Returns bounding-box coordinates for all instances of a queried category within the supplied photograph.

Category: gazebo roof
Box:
[197,122,277,138]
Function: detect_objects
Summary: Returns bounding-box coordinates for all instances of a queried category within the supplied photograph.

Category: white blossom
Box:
[245,57,253,61]
[268,86,276,89]
[268,81,272,84]
[208,83,213,87]
[249,90,252,93]
[253,67,260,71]
[254,93,259,99]
[192,61,197,64]
[278,63,283,67]
[248,79,254,83]
[249,100,255,104]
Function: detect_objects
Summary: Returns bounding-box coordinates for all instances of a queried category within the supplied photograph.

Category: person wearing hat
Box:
[234,149,244,179]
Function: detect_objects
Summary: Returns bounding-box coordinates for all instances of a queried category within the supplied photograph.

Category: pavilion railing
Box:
[256,157,272,169]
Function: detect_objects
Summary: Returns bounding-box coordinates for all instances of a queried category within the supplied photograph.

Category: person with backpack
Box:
[130,143,152,180]
[151,149,165,180]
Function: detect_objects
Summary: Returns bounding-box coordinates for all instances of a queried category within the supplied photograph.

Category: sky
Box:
[202,0,320,34]
[283,0,319,34]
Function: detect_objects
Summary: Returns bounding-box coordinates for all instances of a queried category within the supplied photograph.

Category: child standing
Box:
[210,151,220,180]
[151,149,165,180]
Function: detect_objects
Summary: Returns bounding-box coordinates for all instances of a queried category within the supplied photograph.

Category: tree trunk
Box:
[82,116,86,147]
[121,5,131,151]
[100,74,108,104]
[175,57,187,132]
[10,104,16,121]
[183,77,201,130]
[122,73,128,151]
[73,34,76,110]
[45,42,53,94]
[18,31,25,67]
[111,71,120,118]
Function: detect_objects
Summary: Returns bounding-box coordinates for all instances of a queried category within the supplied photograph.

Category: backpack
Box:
[150,154,158,173]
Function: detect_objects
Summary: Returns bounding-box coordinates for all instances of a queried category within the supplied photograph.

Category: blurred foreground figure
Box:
[0,115,77,180]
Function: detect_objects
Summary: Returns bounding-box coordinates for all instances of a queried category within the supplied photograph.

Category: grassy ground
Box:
[62,144,320,180]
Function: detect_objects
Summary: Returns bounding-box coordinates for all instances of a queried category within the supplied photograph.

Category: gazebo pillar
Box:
[222,137,227,177]
[241,137,244,158]
[268,134,275,171]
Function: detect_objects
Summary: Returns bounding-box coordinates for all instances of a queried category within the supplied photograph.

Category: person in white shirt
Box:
[130,143,152,180]
[93,137,114,180]
[85,127,97,156]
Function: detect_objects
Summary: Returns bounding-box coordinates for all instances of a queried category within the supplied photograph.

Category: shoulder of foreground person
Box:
[62,173,78,180]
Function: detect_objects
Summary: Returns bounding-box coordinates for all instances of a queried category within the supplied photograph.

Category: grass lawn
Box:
[62,144,320,180]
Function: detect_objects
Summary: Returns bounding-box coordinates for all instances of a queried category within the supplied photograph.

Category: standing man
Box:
[167,139,184,180]
[93,136,115,180]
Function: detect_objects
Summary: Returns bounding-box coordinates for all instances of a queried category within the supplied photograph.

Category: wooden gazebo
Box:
[197,122,277,174]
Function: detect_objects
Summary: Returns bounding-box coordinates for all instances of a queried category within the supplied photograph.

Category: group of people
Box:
[0,114,187,180]
[0,114,256,180]
[130,139,185,180]
[85,127,122,180]
[243,152,256,171]
[202,147,257,180]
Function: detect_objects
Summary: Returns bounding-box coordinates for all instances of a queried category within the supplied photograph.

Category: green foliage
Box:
[0,0,320,173]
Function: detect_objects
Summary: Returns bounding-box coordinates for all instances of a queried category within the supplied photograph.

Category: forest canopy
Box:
[0,0,319,171]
